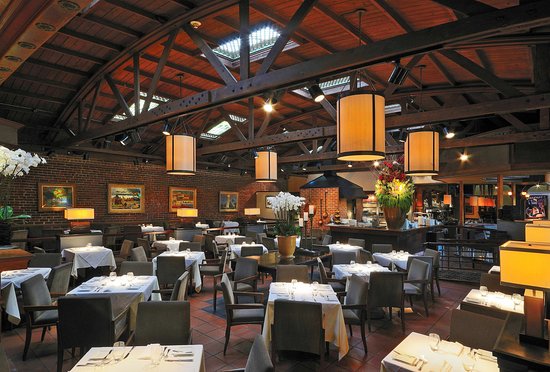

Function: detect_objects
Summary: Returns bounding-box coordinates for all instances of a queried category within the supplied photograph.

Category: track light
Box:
[373,160,380,167]
[263,97,277,113]
[252,149,259,159]
[83,153,90,160]
[443,127,455,139]
[115,133,130,146]
[347,162,353,168]
[67,128,76,137]
[307,84,325,103]
[129,129,141,143]
[103,139,112,149]
[398,130,407,143]
[459,153,469,162]
[388,60,410,85]
[162,121,172,136]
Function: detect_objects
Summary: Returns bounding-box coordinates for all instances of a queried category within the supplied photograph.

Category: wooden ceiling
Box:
[1,0,550,175]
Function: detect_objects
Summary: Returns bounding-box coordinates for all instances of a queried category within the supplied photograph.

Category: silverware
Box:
[123,347,134,360]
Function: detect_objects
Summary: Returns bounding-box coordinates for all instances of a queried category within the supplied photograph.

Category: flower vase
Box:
[383,207,407,230]
[277,235,296,258]
[0,221,11,246]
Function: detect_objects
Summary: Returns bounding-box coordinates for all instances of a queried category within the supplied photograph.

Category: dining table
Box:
[460,288,524,314]
[61,245,116,277]
[327,243,363,255]
[67,274,161,301]
[228,243,268,258]
[332,263,390,282]
[262,281,349,360]
[152,250,205,292]
[152,239,189,252]
[381,331,499,371]
[215,234,245,245]
[140,225,165,233]
[70,344,205,371]
[1,267,51,324]
[372,251,412,270]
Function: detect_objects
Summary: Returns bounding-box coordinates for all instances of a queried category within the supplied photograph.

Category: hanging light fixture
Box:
[162,121,172,136]
[443,194,452,205]
[404,130,439,176]
[166,134,196,175]
[307,84,325,102]
[255,150,277,182]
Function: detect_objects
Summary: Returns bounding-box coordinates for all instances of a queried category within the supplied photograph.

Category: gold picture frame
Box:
[219,191,238,212]
[169,187,197,212]
[38,183,76,211]
[108,183,145,214]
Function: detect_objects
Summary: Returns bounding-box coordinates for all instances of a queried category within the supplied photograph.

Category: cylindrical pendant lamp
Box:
[404,131,439,176]
[337,91,385,161]
[255,150,277,182]
[166,134,196,175]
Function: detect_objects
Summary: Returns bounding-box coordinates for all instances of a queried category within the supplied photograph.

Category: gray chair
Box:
[423,248,441,296]
[235,237,253,244]
[131,246,148,262]
[133,301,192,345]
[32,246,46,254]
[332,250,357,265]
[348,238,365,248]
[404,259,430,316]
[480,272,517,296]
[153,271,190,301]
[179,241,202,252]
[28,253,62,268]
[276,265,309,283]
[213,258,258,312]
[104,226,119,249]
[156,256,188,288]
[358,249,373,264]
[272,300,324,363]
[221,275,265,354]
[192,234,205,249]
[199,250,228,288]
[406,256,435,301]
[137,238,153,259]
[449,309,506,350]
[342,275,369,352]
[367,272,405,332]
[115,239,134,266]
[321,234,332,245]
[372,243,393,254]
[46,262,73,296]
[225,334,274,372]
[11,229,28,249]
[317,257,346,293]
[240,245,264,257]
[21,275,58,361]
[120,261,154,276]
[261,237,277,252]
[255,233,267,243]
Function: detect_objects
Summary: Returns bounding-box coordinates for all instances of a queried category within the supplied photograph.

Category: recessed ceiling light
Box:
[35,22,56,31]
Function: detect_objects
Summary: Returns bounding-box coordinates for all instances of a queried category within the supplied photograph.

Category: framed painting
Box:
[265,195,273,209]
[38,183,75,211]
[219,191,238,212]
[169,187,197,212]
[108,183,145,214]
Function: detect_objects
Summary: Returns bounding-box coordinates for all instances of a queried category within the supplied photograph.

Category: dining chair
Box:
[224,334,274,372]
[132,301,192,345]
[240,245,264,257]
[199,250,227,288]
[20,275,58,361]
[367,272,405,332]
[275,265,309,283]
[46,262,73,296]
[271,299,325,364]
[104,226,119,249]
[221,275,265,354]
[28,253,62,268]
[255,233,267,243]
[321,234,332,245]
[403,259,430,316]
[57,296,127,372]
[120,261,154,276]
[115,239,134,266]
[423,248,441,296]
[156,256,189,288]
[406,256,434,301]
[130,246,148,262]
[347,238,365,248]
[332,250,357,265]
[137,238,153,259]
[192,234,205,248]
[371,243,393,254]
[123,225,142,243]
[316,257,346,293]
[235,237,253,244]
[480,272,517,296]
[204,234,219,258]
[213,257,258,312]
[261,237,277,252]
[358,249,373,264]
[342,274,369,352]
[449,309,506,350]
[11,229,28,250]
[299,237,317,249]
[179,241,202,252]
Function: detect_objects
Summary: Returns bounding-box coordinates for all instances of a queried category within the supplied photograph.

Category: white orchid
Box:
[267,192,305,236]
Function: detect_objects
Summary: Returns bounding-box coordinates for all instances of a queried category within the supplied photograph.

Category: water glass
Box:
[86,243,92,248]
[366,261,372,266]
[462,351,475,371]
[479,286,489,297]
[512,293,522,310]
[186,248,191,253]
[428,333,440,352]
[391,250,396,255]
[112,341,125,362]
[127,272,134,283]
[350,260,356,266]
[109,272,117,282]
[149,344,163,365]
[399,250,404,254]
[336,241,340,245]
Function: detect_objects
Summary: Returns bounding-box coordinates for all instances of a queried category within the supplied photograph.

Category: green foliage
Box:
[0,206,31,221]
[273,220,302,237]
[375,179,415,212]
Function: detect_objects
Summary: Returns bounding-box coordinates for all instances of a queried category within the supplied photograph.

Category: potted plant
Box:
[374,157,415,230]
[0,146,46,245]
[267,192,304,258]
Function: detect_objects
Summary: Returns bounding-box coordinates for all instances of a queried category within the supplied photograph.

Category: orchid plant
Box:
[267,191,305,236]
[0,146,46,221]
[374,156,415,212]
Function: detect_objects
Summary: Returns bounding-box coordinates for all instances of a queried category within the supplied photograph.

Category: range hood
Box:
[301,171,366,199]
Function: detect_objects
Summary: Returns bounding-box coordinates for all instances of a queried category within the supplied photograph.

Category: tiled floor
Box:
[2,276,475,371]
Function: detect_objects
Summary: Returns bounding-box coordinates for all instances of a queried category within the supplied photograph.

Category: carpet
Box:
[439,269,481,284]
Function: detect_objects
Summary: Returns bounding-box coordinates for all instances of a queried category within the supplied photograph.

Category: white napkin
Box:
[439,341,464,356]
[88,349,111,360]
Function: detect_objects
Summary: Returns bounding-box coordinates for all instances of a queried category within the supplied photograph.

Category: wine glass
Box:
[391,250,397,255]
[127,272,134,283]
[479,285,489,297]
[109,272,117,282]
[112,341,125,362]
[462,351,475,371]
[336,241,340,245]
[350,260,356,266]
[512,293,522,310]
[149,344,163,366]
[366,260,372,266]
[428,333,440,352]
[86,242,92,248]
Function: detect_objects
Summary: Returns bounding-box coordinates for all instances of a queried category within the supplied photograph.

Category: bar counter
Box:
[328,224,430,253]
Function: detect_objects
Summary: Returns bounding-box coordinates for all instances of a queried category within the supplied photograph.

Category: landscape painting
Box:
[169,187,196,212]
[108,184,145,214]
[38,183,75,211]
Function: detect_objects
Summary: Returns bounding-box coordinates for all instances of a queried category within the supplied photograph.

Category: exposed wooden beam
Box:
[279,151,336,164]
[26,58,88,77]
[239,0,250,80]
[85,81,102,132]
[81,14,143,38]
[10,72,78,92]
[247,98,254,140]
[105,74,133,118]
[431,0,496,17]
[372,0,413,33]
[103,0,166,23]
[320,99,336,120]
[500,113,532,132]
[133,53,141,117]
[256,113,272,138]
[428,53,456,85]
[58,27,123,51]
[41,43,107,65]
[314,3,373,44]
[297,141,310,155]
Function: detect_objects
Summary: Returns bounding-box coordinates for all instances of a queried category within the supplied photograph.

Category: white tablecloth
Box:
[229,244,268,258]
[462,288,524,314]
[67,275,161,301]
[333,263,390,281]
[152,240,189,252]
[215,235,245,245]
[274,236,301,248]
[152,251,206,292]
[328,244,363,255]
[195,223,209,229]
[381,332,499,372]
[262,282,349,360]
[1,268,51,325]
[70,345,205,372]
[221,221,239,234]
[488,266,500,274]
[141,226,164,232]
[62,246,117,277]
[372,252,411,270]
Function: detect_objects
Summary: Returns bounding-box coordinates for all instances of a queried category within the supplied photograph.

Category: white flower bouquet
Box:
[267,192,305,236]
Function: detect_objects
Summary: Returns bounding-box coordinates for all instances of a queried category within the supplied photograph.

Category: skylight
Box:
[200,120,233,140]
[210,25,299,68]
[112,92,170,122]
[229,114,246,122]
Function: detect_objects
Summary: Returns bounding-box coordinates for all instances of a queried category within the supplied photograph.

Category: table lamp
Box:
[64,208,94,234]
[500,240,550,347]
[244,207,261,223]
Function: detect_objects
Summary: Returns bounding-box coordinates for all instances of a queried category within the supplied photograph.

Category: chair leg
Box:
[423,291,429,317]
[40,326,47,342]
[57,347,64,372]
[435,270,441,295]
[367,309,372,332]
[213,286,218,312]
[223,325,231,355]
[23,321,32,361]
[360,323,368,353]
[389,306,393,320]
[401,305,405,333]
[430,278,435,302]
[409,295,413,308]
[348,324,353,337]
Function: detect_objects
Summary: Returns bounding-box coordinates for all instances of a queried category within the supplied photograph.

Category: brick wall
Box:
[300,187,339,232]
[7,154,283,226]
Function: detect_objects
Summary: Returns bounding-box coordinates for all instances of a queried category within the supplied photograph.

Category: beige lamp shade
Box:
[500,241,550,290]
[244,208,261,216]
[177,208,198,217]
[478,197,486,207]
[337,91,385,161]
[64,208,94,220]
[166,134,196,175]
[404,131,439,176]
[443,194,452,205]
[469,196,479,206]
[255,150,277,182]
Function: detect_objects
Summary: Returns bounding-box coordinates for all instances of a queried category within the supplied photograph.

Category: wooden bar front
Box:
[0,248,32,271]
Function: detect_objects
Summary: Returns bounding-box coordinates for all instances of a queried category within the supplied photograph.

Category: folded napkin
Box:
[88,349,111,360]
[475,349,497,362]
[465,297,482,304]
[392,352,417,366]
[439,341,464,356]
